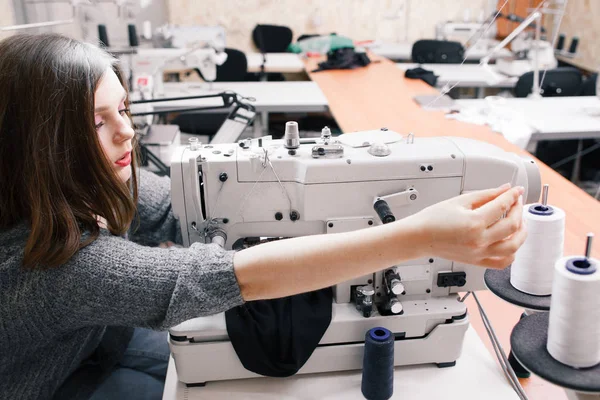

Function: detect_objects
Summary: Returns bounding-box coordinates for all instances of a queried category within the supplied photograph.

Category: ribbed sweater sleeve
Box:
[36,234,244,330]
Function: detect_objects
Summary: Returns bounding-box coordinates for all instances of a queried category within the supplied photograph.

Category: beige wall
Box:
[553,0,600,72]
[167,0,493,53]
[0,0,15,39]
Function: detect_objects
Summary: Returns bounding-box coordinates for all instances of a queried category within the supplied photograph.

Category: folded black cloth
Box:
[225,287,333,377]
[405,67,438,87]
[312,48,372,72]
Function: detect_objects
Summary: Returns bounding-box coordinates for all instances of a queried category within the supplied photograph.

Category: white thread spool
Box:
[510,185,565,295]
[547,236,600,368]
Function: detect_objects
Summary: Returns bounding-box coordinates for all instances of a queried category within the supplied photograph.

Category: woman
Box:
[0,34,526,400]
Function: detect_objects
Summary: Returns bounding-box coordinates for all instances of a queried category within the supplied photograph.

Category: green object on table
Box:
[288,34,354,54]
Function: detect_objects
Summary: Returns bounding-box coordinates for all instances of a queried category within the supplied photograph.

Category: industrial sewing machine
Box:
[131,47,227,99]
[435,20,497,55]
[495,32,558,77]
[167,123,541,386]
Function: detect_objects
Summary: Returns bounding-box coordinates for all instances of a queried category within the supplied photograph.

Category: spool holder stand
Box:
[484,267,600,399]
[510,313,600,400]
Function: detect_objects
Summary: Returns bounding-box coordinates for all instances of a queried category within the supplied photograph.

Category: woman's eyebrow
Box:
[94,91,127,113]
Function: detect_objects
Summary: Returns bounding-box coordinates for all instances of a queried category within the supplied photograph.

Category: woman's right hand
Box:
[408,184,527,269]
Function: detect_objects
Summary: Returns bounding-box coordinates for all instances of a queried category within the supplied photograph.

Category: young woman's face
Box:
[94,68,135,182]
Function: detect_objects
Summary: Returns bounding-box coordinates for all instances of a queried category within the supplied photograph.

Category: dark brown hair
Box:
[0,33,139,269]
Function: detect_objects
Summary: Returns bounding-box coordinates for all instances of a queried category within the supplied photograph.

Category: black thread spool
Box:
[127,24,139,47]
[98,24,109,48]
[361,327,394,400]
[569,36,579,54]
[556,34,565,51]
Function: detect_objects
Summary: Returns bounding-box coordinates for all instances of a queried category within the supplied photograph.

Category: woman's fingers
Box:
[485,223,528,258]
[475,186,524,227]
[478,255,516,269]
[458,183,511,209]
[482,195,524,244]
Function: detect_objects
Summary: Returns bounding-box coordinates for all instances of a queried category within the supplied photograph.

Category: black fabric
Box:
[411,39,464,64]
[252,24,293,53]
[515,67,582,98]
[405,67,438,87]
[225,287,333,377]
[312,48,372,73]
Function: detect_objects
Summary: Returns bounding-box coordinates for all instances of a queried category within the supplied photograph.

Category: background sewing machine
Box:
[495,31,558,77]
[435,20,498,56]
[167,124,541,386]
[130,46,228,100]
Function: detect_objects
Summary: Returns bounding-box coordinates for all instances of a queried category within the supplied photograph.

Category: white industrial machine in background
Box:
[167,122,541,386]
[495,31,558,77]
[435,20,498,55]
[130,47,228,99]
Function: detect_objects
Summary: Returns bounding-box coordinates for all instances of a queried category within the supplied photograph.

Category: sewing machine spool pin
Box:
[585,233,593,260]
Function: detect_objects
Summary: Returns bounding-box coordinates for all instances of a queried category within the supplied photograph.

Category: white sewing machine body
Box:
[435,20,497,55]
[495,35,558,77]
[168,128,541,385]
[131,47,227,98]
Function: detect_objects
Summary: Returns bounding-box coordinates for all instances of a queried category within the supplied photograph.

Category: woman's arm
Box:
[128,169,182,246]
[234,184,525,301]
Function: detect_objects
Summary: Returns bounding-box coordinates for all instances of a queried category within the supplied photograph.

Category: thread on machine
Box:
[361,327,394,400]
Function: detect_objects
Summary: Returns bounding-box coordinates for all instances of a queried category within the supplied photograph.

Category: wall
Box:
[553,0,599,72]
[0,0,15,39]
[7,0,169,47]
[166,0,496,53]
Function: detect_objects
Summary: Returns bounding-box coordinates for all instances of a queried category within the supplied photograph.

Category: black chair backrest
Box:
[195,48,248,82]
[515,67,582,98]
[252,24,293,52]
[411,39,464,64]
[578,73,597,96]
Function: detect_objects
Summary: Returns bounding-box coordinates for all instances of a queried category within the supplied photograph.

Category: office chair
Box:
[173,49,249,138]
[517,67,592,182]
[514,67,582,98]
[578,73,597,96]
[252,24,293,52]
[192,48,248,82]
[411,39,464,64]
[251,24,293,81]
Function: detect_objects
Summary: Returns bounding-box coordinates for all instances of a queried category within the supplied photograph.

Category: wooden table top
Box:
[304,54,600,400]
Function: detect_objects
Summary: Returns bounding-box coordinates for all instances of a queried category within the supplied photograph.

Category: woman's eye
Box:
[119,108,130,116]
[95,122,104,130]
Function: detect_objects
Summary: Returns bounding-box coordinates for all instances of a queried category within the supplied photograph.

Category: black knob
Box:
[374,199,395,224]
[290,211,300,221]
[219,172,228,182]
[275,212,283,221]
[318,147,326,156]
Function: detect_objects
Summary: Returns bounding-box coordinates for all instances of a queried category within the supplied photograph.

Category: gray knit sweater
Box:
[0,169,244,400]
